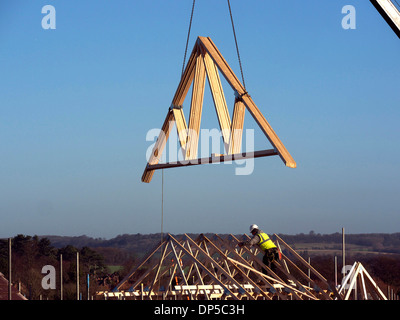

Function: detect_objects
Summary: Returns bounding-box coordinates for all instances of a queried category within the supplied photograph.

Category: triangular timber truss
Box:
[338,261,387,300]
[102,234,351,300]
[142,36,296,183]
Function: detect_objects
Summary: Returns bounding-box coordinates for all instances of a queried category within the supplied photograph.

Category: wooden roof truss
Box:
[142,36,296,183]
[338,261,387,300]
[106,233,357,300]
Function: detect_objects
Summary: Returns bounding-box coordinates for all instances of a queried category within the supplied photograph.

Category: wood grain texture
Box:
[228,98,245,155]
[203,52,231,152]
[186,48,206,160]
[141,110,175,183]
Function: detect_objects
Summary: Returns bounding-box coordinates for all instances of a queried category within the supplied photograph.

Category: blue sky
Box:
[0,0,399,238]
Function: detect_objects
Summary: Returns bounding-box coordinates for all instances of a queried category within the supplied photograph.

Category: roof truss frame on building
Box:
[106,233,363,300]
[337,261,387,300]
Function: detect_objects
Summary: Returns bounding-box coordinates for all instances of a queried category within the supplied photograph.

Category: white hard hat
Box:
[249,224,259,233]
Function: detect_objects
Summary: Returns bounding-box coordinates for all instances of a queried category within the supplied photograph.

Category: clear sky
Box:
[1,0,399,239]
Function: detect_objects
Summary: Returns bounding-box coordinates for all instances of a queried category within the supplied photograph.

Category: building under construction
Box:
[98,233,387,300]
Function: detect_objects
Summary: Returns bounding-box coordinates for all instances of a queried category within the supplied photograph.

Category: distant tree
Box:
[38,237,57,259]
[58,245,79,261]
[79,246,106,274]
[365,256,400,287]
[0,239,9,277]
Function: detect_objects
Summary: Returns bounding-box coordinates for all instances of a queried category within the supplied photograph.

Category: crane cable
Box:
[181,0,246,90]
[161,168,163,243]
[227,0,246,90]
[182,0,196,77]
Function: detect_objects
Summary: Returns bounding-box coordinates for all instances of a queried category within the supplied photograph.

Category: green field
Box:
[290,242,398,256]
[107,265,123,273]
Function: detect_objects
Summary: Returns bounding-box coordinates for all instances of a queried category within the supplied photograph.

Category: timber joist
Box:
[142,36,296,183]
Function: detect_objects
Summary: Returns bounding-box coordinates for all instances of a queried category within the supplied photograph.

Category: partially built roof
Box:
[100,233,387,300]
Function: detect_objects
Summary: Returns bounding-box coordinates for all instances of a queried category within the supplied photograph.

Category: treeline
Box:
[43,233,160,258]
[43,232,400,255]
[0,235,117,300]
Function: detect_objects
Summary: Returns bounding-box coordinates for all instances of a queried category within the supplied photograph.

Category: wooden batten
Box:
[203,52,232,152]
[172,106,188,157]
[172,42,199,107]
[228,98,245,155]
[141,110,175,183]
[186,46,206,160]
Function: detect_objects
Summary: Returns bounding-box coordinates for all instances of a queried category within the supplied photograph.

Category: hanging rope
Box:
[182,0,196,77]
[227,0,246,90]
[161,168,163,243]
[182,0,245,90]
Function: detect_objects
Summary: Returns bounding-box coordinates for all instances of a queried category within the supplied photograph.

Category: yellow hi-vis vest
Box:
[258,233,277,251]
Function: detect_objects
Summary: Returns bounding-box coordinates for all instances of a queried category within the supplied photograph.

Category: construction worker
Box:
[238,224,279,275]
